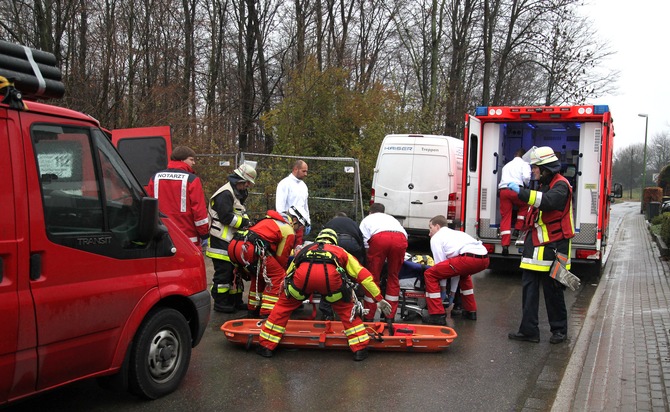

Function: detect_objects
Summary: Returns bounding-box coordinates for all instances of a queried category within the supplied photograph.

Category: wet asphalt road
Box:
[4,206,626,411]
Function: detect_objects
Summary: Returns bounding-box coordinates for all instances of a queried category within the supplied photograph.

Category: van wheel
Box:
[128,308,192,399]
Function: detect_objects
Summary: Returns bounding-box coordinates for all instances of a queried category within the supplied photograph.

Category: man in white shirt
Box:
[422,215,489,325]
[498,148,531,255]
[276,160,310,246]
[359,203,408,321]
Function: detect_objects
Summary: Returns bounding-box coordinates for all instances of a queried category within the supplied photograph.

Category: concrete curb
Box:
[550,213,625,412]
[648,222,669,257]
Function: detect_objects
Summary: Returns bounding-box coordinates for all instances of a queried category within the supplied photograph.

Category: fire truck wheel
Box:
[128,308,192,399]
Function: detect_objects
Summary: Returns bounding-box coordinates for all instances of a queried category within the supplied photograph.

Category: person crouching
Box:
[257,229,391,361]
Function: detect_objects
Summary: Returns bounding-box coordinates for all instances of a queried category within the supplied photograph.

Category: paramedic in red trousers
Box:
[256,229,391,361]
[359,202,408,321]
[422,215,489,325]
[507,146,573,344]
[228,206,307,317]
[498,147,531,255]
[146,146,209,246]
[276,160,311,247]
[205,164,257,313]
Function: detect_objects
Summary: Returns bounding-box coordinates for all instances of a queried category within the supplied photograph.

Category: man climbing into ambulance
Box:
[498,147,531,255]
[257,228,391,361]
[228,206,307,317]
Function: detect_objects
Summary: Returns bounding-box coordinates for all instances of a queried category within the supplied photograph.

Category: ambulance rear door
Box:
[463,114,481,236]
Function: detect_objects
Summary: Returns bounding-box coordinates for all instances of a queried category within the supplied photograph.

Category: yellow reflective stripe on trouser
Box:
[205,247,229,260]
[259,330,282,343]
[261,295,279,311]
[248,295,262,307]
[520,245,551,272]
[345,324,369,345]
[264,320,286,334]
[213,284,231,294]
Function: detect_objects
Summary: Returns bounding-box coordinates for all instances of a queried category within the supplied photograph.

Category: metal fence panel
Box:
[239,153,364,237]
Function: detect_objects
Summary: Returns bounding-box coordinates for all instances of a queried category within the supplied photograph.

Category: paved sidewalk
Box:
[552,210,670,411]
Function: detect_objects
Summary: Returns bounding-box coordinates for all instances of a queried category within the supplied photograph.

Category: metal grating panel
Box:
[481,188,487,211]
[572,223,597,244]
[594,127,601,155]
[478,218,498,239]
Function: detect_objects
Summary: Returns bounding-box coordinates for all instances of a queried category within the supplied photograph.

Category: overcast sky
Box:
[581,0,670,153]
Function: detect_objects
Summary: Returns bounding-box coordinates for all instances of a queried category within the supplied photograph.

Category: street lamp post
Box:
[639,113,649,214]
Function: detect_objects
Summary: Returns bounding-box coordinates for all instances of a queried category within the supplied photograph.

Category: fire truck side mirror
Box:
[610,182,623,200]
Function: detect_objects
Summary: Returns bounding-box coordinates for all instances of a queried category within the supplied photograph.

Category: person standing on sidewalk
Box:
[146,146,209,246]
[498,148,531,255]
[205,164,257,312]
[359,202,408,321]
[507,146,574,344]
[276,159,311,247]
[422,215,489,325]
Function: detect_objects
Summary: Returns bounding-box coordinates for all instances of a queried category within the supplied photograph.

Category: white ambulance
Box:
[371,134,463,236]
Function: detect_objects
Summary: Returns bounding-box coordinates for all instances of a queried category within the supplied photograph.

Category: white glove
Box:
[377,299,392,317]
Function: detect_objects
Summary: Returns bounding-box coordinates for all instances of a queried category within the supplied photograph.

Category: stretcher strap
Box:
[318,320,334,348]
[366,322,385,342]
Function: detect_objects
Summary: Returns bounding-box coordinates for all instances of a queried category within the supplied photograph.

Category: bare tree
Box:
[613,143,644,198]
[648,131,670,176]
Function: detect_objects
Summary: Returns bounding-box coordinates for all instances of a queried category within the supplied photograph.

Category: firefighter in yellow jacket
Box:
[205,164,256,312]
[506,146,574,344]
[257,229,391,361]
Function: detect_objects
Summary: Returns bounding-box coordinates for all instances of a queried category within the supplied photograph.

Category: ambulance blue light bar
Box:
[593,105,609,114]
[475,107,488,116]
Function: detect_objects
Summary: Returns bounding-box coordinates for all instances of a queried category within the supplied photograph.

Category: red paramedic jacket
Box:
[147,160,209,244]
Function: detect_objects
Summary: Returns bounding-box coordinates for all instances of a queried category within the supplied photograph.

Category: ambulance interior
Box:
[487,120,589,238]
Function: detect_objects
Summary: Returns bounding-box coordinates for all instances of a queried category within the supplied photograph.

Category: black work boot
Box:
[247,307,261,318]
[353,348,368,361]
[213,293,235,313]
[233,293,247,310]
[422,314,447,326]
[256,345,274,358]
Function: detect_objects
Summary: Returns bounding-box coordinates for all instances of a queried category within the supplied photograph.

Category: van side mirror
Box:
[610,182,623,200]
[138,197,161,242]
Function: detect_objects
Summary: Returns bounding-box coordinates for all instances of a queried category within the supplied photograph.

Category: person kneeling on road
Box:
[257,228,391,361]
[422,215,489,326]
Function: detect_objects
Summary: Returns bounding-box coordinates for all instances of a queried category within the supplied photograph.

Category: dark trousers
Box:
[518,269,567,337]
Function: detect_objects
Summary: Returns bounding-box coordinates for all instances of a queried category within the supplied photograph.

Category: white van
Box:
[371,134,463,236]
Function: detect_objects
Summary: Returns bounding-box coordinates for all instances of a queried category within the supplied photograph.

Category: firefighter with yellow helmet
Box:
[506,146,574,344]
[206,163,257,312]
[257,228,391,361]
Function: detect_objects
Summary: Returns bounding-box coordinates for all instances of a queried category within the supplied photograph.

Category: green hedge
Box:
[660,212,670,246]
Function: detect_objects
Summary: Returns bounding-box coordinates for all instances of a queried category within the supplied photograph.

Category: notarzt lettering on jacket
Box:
[156,172,187,180]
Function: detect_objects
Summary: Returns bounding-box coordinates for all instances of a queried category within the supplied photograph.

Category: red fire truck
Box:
[1,41,209,404]
[461,105,622,273]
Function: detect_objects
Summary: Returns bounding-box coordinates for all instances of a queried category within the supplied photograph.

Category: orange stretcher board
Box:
[221,319,457,353]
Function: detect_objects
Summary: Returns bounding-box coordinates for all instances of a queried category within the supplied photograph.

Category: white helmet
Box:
[523,146,559,166]
[288,205,310,226]
[234,163,256,184]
